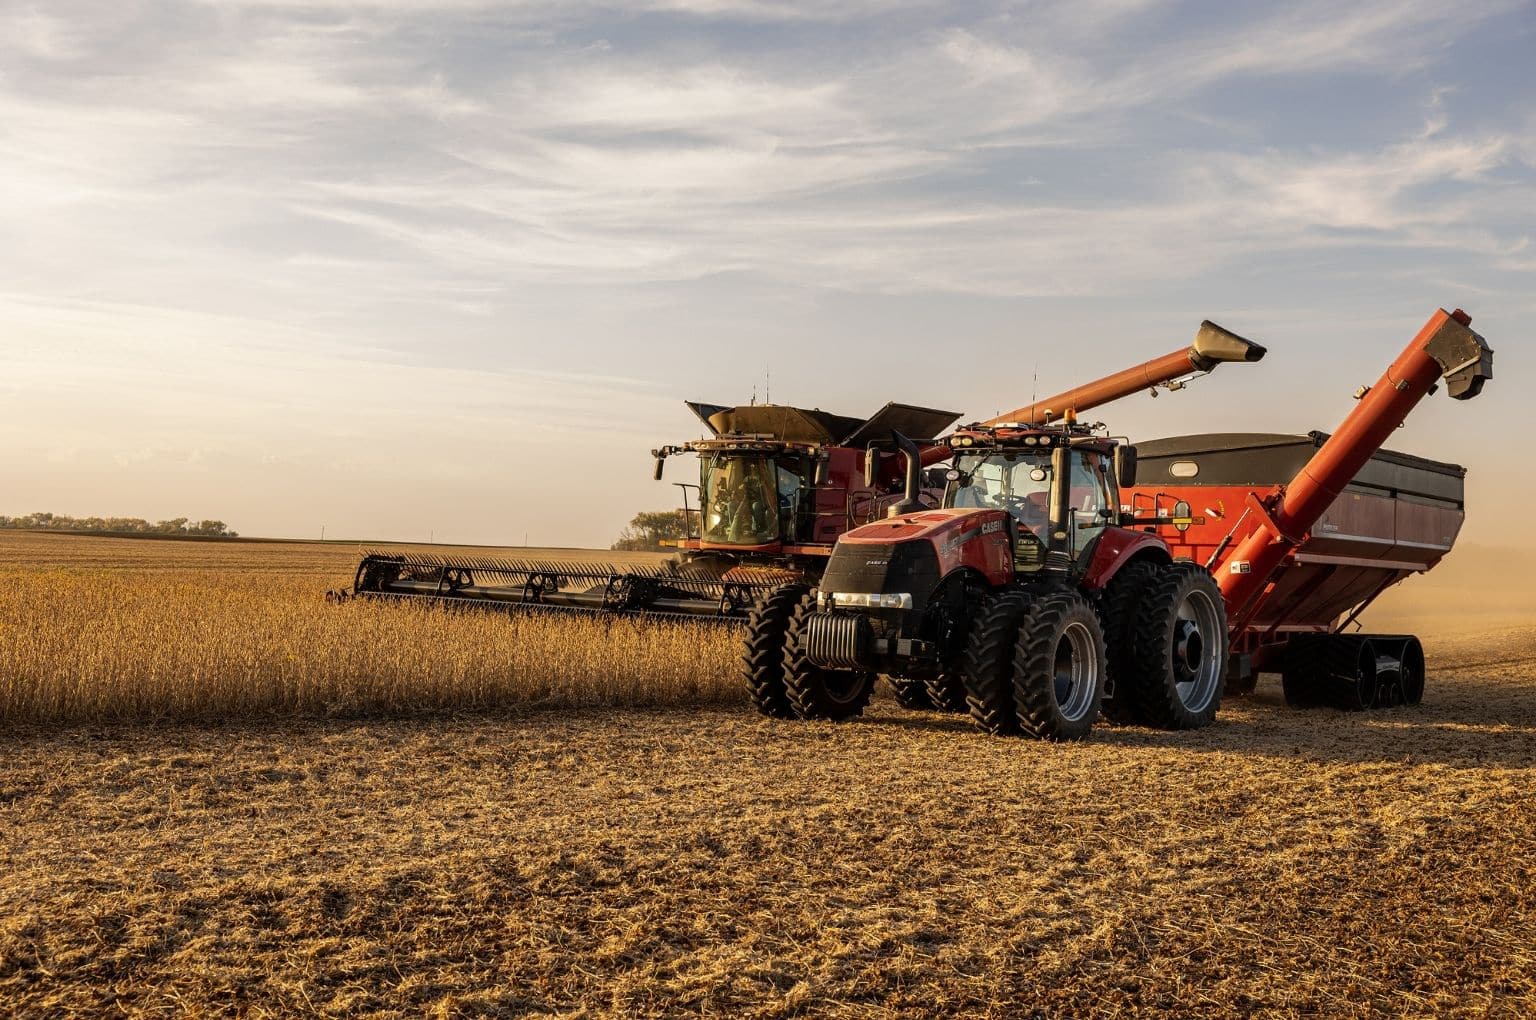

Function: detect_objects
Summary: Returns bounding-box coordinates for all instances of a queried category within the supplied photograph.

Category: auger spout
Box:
[981,320,1267,428]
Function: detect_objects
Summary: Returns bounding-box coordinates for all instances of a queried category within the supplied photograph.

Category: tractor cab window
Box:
[1070,450,1115,556]
[700,453,781,546]
[946,451,1053,544]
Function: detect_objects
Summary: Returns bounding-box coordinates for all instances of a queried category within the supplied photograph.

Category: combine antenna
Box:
[765,364,771,405]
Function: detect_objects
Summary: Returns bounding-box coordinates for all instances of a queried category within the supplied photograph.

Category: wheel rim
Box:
[1053,620,1098,723]
[1171,588,1222,714]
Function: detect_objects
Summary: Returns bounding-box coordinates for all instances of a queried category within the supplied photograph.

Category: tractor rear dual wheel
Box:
[1012,592,1107,742]
[1096,560,1161,724]
[962,592,1032,736]
[1123,564,1228,730]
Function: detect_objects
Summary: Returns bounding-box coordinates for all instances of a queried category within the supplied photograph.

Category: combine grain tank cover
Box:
[695,403,867,444]
[1136,433,1465,504]
[839,402,963,448]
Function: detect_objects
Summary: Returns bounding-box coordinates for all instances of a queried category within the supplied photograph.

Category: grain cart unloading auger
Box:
[345,322,1264,621]
[741,309,1491,739]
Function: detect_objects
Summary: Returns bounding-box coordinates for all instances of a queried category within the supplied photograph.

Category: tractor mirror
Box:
[813,457,829,486]
[653,454,666,481]
[1114,445,1138,488]
[864,448,880,488]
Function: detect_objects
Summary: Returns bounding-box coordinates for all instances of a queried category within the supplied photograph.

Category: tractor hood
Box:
[837,507,991,545]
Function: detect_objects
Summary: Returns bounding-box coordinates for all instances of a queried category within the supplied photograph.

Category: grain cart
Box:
[346,322,1264,623]
[741,308,1491,738]
[1128,307,1493,711]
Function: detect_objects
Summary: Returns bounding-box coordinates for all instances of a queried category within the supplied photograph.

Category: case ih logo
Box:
[980,520,1004,535]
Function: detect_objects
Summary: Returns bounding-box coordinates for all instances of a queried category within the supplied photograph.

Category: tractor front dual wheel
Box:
[740,584,809,717]
[782,594,875,720]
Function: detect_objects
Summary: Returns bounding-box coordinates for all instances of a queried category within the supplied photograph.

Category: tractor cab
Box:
[942,422,1125,576]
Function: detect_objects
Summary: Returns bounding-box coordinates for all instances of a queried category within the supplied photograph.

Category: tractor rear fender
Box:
[1080,527,1173,593]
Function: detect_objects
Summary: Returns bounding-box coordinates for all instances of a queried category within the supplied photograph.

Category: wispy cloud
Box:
[2,0,1532,541]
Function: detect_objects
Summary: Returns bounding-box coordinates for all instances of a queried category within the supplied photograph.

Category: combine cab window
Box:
[700,453,781,546]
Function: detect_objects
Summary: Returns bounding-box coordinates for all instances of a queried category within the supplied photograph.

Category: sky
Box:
[3,0,1534,549]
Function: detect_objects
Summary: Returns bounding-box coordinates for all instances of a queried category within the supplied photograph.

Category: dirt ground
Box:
[3,624,1534,1018]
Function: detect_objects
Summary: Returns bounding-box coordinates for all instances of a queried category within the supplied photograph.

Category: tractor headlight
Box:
[822,592,914,610]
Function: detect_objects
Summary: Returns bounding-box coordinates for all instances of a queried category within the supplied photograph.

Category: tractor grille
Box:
[804,612,873,670]
[819,541,941,609]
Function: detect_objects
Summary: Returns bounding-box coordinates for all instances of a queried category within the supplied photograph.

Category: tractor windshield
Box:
[947,451,1054,542]
[700,452,782,546]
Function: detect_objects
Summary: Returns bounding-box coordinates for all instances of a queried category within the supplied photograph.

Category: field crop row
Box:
[0,567,738,726]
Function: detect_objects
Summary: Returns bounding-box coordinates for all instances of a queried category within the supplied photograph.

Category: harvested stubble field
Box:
[2,532,1534,1017]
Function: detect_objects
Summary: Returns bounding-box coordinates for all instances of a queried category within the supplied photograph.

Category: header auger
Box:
[345,320,1266,622]
[742,309,1492,739]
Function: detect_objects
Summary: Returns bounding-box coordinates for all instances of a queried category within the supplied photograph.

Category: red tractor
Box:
[741,417,1233,740]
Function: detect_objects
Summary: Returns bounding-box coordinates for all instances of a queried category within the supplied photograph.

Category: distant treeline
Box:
[0,513,238,538]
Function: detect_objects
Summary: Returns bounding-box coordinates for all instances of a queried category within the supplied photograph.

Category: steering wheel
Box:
[998,493,1047,523]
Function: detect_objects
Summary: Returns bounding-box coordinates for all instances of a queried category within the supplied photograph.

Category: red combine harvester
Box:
[742,309,1491,737]
[347,322,1263,621]
[1130,308,1493,710]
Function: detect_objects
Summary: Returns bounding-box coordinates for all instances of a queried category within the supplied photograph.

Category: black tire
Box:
[1282,634,1378,710]
[1096,560,1162,724]
[1126,565,1228,729]
[739,584,807,718]
[1400,636,1426,706]
[923,671,969,713]
[1280,634,1329,707]
[1012,592,1107,741]
[782,594,875,720]
[886,675,934,710]
[962,592,1031,736]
